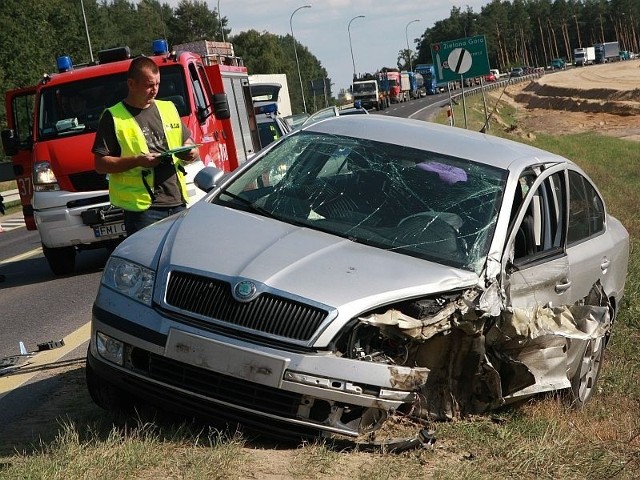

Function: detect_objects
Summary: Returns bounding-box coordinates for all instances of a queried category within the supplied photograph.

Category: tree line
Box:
[408,0,639,74]
[0,0,638,128]
[0,0,327,128]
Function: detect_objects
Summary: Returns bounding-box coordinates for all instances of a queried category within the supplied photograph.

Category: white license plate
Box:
[93,222,126,238]
[165,329,289,388]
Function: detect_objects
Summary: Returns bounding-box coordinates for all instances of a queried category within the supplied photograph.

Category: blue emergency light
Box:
[254,103,278,115]
[56,55,73,73]
[153,39,169,55]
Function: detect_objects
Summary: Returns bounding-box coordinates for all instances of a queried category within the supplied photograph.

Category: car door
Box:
[503,167,572,310]
[564,168,626,302]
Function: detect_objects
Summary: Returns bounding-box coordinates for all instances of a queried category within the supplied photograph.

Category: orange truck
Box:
[2,39,259,275]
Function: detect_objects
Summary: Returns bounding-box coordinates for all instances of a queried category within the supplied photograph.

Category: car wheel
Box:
[86,353,133,412]
[569,335,606,408]
[42,244,76,275]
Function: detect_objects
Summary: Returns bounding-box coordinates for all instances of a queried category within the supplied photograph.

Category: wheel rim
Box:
[575,336,605,403]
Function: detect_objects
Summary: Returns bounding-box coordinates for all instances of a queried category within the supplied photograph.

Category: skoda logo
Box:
[234,280,257,301]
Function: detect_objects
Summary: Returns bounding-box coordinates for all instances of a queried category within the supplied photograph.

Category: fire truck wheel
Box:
[42,244,76,275]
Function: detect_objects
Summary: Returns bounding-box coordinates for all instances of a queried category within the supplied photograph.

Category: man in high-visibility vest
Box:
[92,56,199,236]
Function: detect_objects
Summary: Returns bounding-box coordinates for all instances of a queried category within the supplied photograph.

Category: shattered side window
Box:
[568,170,604,244]
[216,132,507,271]
[514,172,566,262]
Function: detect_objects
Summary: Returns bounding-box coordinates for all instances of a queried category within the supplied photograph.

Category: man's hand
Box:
[136,152,162,168]
[176,142,200,163]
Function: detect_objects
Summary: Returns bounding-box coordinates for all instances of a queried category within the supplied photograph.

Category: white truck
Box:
[249,74,292,117]
[400,72,411,102]
[574,47,595,66]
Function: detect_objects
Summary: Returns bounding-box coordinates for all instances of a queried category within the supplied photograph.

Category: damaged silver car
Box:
[87,115,629,444]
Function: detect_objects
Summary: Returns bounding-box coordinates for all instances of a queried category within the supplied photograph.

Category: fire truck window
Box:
[158,67,189,116]
[188,63,207,111]
[12,93,35,147]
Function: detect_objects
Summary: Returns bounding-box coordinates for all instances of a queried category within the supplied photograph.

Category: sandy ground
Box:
[499,59,640,141]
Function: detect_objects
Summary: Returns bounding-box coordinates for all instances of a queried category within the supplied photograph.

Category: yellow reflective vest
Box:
[107,100,188,211]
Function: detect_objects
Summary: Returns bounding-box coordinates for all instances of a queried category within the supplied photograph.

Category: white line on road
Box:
[0,246,42,265]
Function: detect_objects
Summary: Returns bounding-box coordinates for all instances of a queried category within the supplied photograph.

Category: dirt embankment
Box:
[498,60,640,141]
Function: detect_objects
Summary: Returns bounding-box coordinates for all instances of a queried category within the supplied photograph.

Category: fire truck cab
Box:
[2,39,259,275]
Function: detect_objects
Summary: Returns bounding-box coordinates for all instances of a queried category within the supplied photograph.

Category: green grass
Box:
[0,179,17,192]
[2,97,640,478]
[0,179,22,216]
[1,418,247,479]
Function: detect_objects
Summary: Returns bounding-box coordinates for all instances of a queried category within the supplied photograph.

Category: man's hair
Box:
[128,56,159,81]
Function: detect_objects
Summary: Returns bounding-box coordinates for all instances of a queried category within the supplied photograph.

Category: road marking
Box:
[0,217,26,232]
[0,246,42,265]
[0,322,91,401]
[0,211,26,232]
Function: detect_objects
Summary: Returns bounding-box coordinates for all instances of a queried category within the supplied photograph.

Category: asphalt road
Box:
[0,225,108,360]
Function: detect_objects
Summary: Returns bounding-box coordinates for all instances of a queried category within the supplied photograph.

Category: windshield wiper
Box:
[218,190,276,219]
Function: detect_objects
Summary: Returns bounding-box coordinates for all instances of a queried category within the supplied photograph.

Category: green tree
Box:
[232,30,330,114]
[167,0,220,46]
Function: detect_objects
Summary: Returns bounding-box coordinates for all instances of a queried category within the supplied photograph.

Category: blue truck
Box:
[594,41,620,64]
[414,64,441,95]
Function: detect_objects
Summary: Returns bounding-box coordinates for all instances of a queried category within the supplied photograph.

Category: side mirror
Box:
[196,105,211,124]
[194,166,225,193]
[1,129,19,156]
[212,93,231,120]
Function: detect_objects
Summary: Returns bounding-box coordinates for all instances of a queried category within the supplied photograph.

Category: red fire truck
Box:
[2,39,259,275]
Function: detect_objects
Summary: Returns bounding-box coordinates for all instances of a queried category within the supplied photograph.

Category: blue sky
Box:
[164,1,491,92]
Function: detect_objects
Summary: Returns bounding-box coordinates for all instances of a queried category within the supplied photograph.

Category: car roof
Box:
[300,115,569,172]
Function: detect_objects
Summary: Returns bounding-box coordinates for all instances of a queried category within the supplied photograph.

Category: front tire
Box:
[569,335,606,408]
[42,244,76,275]
[86,352,132,412]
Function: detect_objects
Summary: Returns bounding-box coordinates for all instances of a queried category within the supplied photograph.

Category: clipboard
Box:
[158,144,201,157]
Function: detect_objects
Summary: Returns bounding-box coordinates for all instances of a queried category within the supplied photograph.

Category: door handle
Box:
[601,257,610,272]
[555,279,572,293]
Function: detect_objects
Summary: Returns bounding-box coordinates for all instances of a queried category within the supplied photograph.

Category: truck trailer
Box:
[594,41,620,63]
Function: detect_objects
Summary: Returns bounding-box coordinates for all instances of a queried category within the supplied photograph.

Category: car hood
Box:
[159,202,479,311]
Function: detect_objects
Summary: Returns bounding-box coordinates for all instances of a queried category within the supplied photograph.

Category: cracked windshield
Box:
[215,132,507,272]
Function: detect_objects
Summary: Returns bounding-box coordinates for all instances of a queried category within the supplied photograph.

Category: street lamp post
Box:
[290,5,312,113]
[217,0,225,43]
[80,0,94,63]
[348,15,365,82]
[405,19,420,72]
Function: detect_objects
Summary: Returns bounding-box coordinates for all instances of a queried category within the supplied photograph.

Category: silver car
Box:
[87,115,629,444]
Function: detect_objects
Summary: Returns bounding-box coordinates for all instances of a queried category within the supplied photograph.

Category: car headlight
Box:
[96,331,124,365]
[33,161,60,191]
[102,257,155,305]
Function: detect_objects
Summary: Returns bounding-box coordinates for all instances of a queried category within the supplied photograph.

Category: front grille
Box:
[166,272,328,341]
[142,350,302,417]
[69,170,108,191]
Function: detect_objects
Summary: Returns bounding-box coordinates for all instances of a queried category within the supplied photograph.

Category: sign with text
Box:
[430,35,490,83]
